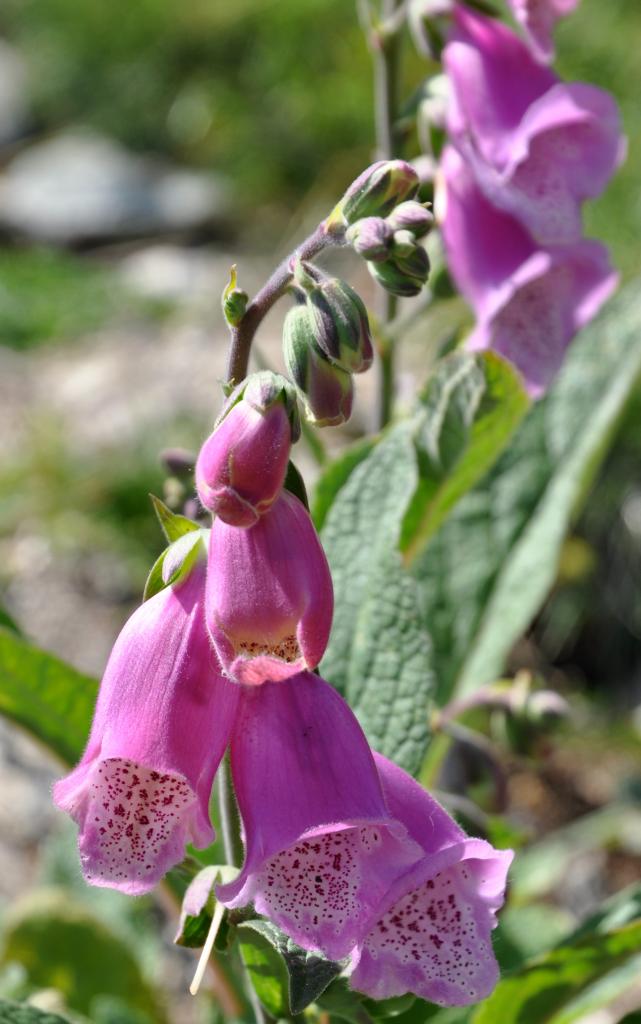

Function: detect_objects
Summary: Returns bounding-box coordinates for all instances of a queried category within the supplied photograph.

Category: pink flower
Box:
[196,372,298,528]
[350,755,513,1006]
[444,6,624,245]
[217,673,421,960]
[506,0,580,63]
[54,561,239,895]
[205,490,333,684]
[439,145,617,396]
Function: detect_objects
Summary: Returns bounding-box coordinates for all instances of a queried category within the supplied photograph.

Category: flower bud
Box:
[345,217,393,261]
[390,229,417,258]
[196,371,299,528]
[387,201,434,239]
[299,273,374,374]
[221,265,248,328]
[369,242,430,298]
[328,160,420,229]
[205,490,334,685]
[283,304,354,426]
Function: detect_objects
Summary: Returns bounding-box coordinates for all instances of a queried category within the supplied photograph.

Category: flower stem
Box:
[217,753,244,869]
[370,0,404,429]
[225,223,333,387]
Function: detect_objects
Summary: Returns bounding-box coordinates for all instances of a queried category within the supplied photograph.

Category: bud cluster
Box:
[346,198,433,298]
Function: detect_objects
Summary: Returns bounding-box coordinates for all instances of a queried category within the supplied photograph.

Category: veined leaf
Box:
[413,281,641,701]
[473,919,641,1024]
[0,628,96,765]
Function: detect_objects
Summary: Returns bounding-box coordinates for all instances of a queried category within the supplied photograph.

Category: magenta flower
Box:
[54,561,239,894]
[350,754,513,1006]
[439,145,617,396]
[196,372,298,528]
[444,5,624,245]
[506,0,580,64]
[205,490,333,684]
[217,673,421,960]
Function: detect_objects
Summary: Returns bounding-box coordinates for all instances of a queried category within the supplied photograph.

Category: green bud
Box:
[283,305,354,427]
[326,160,420,230]
[222,264,249,327]
[368,240,430,298]
[294,271,373,374]
[387,200,434,239]
[345,217,393,261]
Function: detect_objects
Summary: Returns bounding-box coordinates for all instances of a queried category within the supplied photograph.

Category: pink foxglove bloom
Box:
[444,6,624,245]
[205,490,333,684]
[439,145,617,396]
[350,755,513,1006]
[217,673,421,961]
[54,561,239,894]
[507,0,580,64]
[196,372,298,528]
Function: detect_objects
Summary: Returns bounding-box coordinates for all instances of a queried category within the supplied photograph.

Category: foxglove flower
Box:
[205,490,333,684]
[439,145,617,396]
[196,371,299,528]
[54,560,239,894]
[444,5,624,245]
[350,755,513,1006]
[507,0,580,64]
[217,673,421,960]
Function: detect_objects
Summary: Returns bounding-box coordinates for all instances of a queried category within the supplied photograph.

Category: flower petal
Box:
[205,491,333,684]
[54,563,239,894]
[350,755,513,1006]
[218,674,420,960]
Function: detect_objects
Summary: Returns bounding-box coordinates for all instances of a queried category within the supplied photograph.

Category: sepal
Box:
[144,529,207,601]
[222,264,249,328]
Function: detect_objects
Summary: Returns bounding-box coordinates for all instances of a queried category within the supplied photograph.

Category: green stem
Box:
[225,223,332,387]
[217,753,244,869]
[370,0,404,428]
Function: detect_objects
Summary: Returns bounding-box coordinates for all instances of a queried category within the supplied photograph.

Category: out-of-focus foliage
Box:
[0,0,378,208]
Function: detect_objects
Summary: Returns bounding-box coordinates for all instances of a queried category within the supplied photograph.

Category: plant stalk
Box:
[225,223,332,386]
[371,0,404,428]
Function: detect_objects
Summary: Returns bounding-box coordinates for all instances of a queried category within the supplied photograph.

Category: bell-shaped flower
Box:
[196,371,299,528]
[217,673,422,961]
[439,145,617,396]
[350,754,513,1007]
[205,490,333,684]
[506,0,580,64]
[444,5,624,245]
[54,559,239,895]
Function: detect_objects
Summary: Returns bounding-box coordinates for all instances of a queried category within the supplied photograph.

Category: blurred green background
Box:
[0,0,640,1021]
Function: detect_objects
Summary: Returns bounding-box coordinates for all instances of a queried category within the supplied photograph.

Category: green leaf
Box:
[312,436,377,531]
[472,919,641,1024]
[413,281,641,701]
[1,891,162,1022]
[237,921,291,1019]
[281,940,343,1016]
[401,351,529,563]
[0,605,20,635]
[0,1001,73,1024]
[0,628,96,765]
[237,920,341,1017]
[149,494,199,543]
[143,531,205,602]
[142,549,166,602]
[320,423,434,773]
